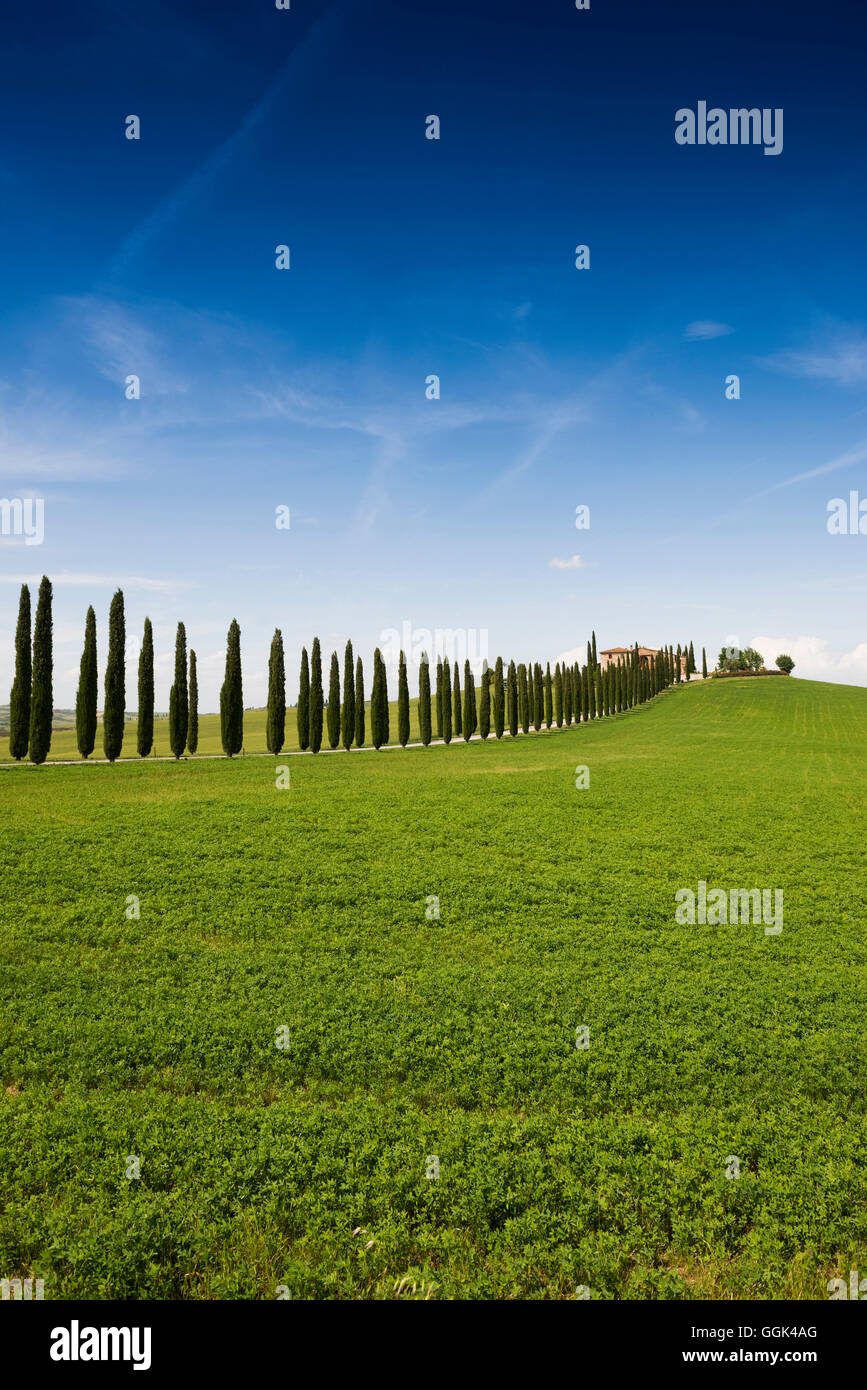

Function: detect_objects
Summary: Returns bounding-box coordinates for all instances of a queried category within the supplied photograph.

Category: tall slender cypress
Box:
[544,663,553,728]
[527,664,535,732]
[398,650,410,747]
[327,652,341,749]
[29,576,53,765]
[453,661,462,738]
[493,656,505,739]
[564,665,573,725]
[533,662,544,729]
[188,649,199,755]
[298,647,310,750]
[220,619,243,756]
[507,660,518,738]
[371,647,387,748]
[380,652,389,746]
[355,654,365,747]
[342,641,355,751]
[442,660,452,744]
[554,663,563,726]
[103,588,125,763]
[309,638,323,753]
[463,660,475,742]
[574,665,582,722]
[591,630,598,666]
[137,618,154,757]
[266,629,286,754]
[702,646,708,679]
[169,621,189,759]
[75,605,98,759]
[478,661,490,740]
[582,664,590,721]
[419,653,432,746]
[9,584,31,761]
[518,664,529,734]
[435,658,444,739]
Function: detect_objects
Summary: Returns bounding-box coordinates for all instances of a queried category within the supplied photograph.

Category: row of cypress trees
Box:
[8,581,695,762]
[269,632,694,754]
[6,579,245,762]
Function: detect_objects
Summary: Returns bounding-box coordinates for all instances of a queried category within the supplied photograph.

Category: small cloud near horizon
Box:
[549,554,586,570]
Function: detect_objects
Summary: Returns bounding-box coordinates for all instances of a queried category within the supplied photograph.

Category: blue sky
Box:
[1,0,866,707]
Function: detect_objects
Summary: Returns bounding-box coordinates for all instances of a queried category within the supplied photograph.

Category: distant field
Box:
[1,677,865,1299]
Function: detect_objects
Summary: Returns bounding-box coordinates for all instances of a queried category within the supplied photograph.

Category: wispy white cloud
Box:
[549,554,586,570]
[753,442,867,498]
[760,328,867,386]
[685,321,733,340]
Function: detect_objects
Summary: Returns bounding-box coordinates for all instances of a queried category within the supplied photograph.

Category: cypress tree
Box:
[544,663,553,728]
[478,661,490,740]
[327,651,340,749]
[442,658,452,744]
[381,653,390,746]
[188,649,199,755]
[527,664,535,732]
[452,661,462,738]
[534,662,544,729]
[369,647,383,750]
[702,647,708,679]
[137,617,154,758]
[675,643,682,684]
[355,654,365,747]
[310,638,323,754]
[370,647,386,749]
[220,619,243,756]
[266,629,286,754]
[419,653,432,745]
[507,660,518,738]
[586,640,592,671]
[493,656,505,739]
[298,647,310,750]
[102,588,125,763]
[75,605,97,759]
[564,665,573,725]
[398,649,410,747]
[9,583,31,761]
[168,621,188,760]
[29,576,53,765]
[517,663,528,734]
[435,658,443,739]
[574,665,582,722]
[463,660,475,741]
[342,641,355,751]
[595,666,603,720]
[582,664,590,721]
[554,663,563,726]
[591,630,598,666]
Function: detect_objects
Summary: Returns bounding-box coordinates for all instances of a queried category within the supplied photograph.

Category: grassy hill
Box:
[1,676,865,1299]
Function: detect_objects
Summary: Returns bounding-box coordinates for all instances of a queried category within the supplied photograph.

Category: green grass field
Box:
[1,677,865,1299]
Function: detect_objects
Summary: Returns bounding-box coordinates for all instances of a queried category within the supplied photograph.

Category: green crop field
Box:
[1,676,865,1300]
